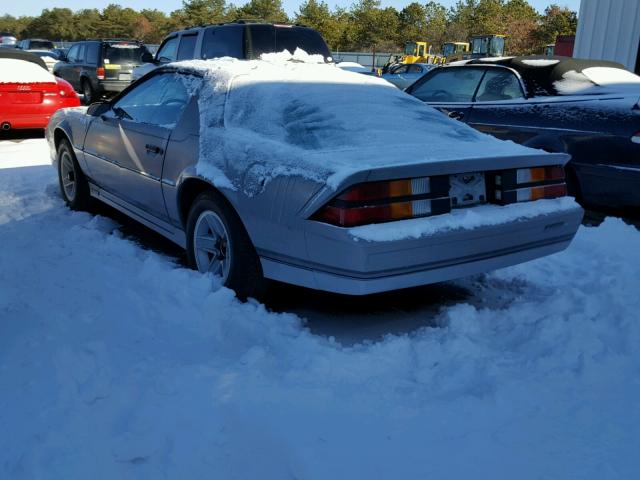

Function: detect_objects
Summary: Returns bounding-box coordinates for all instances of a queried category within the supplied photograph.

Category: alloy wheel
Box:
[60,151,76,201]
[193,210,232,282]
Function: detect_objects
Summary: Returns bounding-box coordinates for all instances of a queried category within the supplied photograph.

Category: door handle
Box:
[448,111,464,120]
[145,144,163,155]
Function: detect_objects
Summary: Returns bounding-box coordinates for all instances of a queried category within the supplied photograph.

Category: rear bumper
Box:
[1,98,81,129]
[260,204,583,295]
[98,80,131,94]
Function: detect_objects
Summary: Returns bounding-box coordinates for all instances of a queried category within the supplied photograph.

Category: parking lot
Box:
[2,133,639,478]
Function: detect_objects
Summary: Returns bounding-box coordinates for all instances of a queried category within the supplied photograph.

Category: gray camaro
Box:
[46,56,583,299]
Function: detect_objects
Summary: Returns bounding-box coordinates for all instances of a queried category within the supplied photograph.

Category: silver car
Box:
[46,61,583,299]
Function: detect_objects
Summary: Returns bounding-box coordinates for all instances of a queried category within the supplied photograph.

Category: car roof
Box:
[166,21,316,37]
[462,55,630,96]
[0,48,48,69]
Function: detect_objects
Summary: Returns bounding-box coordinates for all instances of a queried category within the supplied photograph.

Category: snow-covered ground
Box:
[1,137,639,479]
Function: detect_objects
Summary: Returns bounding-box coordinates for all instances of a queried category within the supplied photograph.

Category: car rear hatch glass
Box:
[29,40,54,50]
[103,43,147,80]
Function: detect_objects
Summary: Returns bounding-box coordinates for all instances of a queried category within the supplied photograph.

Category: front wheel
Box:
[57,139,92,211]
[186,191,266,301]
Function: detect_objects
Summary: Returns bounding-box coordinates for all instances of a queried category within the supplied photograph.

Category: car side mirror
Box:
[87,101,111,117]
[141,51,154,63]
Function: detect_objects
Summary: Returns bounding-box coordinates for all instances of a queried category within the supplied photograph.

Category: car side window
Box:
[391,65,409,74]
[76,44,86,64]
[407,64,423,74]
[67,44,80,63]
[157,37,179,63]
[475,69,524,102]
[113,73,194,127]
[86,43,100,66]
[202,26,244,59]
[177,34,198,61]
[410,68,485,103]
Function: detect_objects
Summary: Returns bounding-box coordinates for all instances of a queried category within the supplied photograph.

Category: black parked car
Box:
[406,56,640,212]
[132,21,332,80]
[54,39,150,103]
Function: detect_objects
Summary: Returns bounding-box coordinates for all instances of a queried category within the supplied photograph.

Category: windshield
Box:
[489,37,505,56]
[104,44,147,64]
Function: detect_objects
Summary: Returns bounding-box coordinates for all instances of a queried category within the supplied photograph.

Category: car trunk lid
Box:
[0,82,57,104]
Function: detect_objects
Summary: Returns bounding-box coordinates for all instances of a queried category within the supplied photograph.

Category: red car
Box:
[0,49,80,131]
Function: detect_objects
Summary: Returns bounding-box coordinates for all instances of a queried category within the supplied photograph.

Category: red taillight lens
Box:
[55,78,76,97]
[494,165,567,204]
[97,67,105,80]
[312,177,451,227]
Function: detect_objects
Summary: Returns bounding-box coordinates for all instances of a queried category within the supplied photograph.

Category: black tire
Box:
[186,191,266,301]
[81,79,95,105]
[57,139,92,211]
[565,164,583,204]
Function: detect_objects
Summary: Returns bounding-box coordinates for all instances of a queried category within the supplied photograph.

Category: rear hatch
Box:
[102,42,148,82]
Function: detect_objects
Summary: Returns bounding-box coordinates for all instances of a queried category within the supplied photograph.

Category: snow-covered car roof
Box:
[172,50,542,189]
[0,57,55,83]
[466,56,640,96]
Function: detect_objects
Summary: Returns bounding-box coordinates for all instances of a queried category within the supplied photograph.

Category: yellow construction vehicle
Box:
[442,42,470,62]
[468,34,506,58]
[400,41,445,65]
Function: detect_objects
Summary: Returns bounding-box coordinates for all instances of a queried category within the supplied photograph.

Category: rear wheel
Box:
[57,139,92,211]
[186,191,266,301]
[81,79,95,104]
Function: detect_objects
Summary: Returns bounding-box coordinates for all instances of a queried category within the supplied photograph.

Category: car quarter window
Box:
[177,34,198,61]
[157,37,179,63]
[410,68,485,103]
[475,69,524,102]
[113,73,195,127]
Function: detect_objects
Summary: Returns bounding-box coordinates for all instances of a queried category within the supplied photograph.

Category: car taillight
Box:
[312,176,452,227]
[632,131,640,144]
[493,166,566,204]
[97,67,105,80]
[55,78,76,98]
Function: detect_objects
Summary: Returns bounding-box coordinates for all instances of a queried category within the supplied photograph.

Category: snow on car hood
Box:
[0,58,55,83]
[176,50,543,193]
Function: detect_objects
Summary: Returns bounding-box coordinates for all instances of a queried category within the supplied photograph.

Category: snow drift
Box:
[1,138,640,479]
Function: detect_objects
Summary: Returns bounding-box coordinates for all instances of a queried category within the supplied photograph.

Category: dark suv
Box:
[17,39,55,50]
[133,21,332,80]
[54,39,150,103]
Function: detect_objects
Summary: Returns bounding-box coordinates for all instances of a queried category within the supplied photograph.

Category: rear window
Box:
[104,43,147,65]
[29,40,54,50]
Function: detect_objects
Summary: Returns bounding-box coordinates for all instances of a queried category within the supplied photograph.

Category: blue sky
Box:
[3,0,581,18]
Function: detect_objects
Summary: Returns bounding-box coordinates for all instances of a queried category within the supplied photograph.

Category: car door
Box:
[464,68,534,144]
[406,67,487,122]
[83,72,193,221]
[56,43,81,89]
